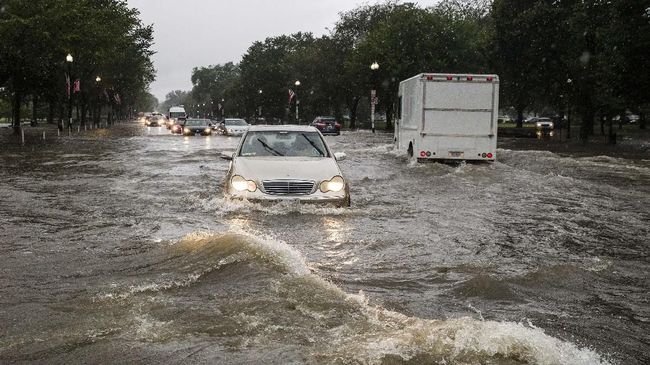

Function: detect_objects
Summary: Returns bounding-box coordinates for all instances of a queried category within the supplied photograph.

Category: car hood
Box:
[232,157,341,182]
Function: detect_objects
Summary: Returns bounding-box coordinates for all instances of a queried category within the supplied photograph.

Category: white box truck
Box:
[395,73,499,162]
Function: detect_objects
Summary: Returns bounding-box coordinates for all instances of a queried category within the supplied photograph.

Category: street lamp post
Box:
[221,98,225,120]
[95,76,101,127]
[65,53,74,131]
[258,89,263,118]
[370,62,379,133]
[294,80,301,124]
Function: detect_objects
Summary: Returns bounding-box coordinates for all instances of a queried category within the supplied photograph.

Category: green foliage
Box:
[161,0,648,135]
[0,0,156,126]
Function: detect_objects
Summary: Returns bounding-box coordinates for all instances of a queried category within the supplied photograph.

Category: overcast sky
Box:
[126,0,441,102]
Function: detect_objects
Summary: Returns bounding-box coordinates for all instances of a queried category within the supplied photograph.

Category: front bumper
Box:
[183,129,212,136]
[226,188,349,206]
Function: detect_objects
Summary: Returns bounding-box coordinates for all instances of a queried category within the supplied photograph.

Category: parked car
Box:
[179,118,213,136]
[216,118,250,136]
[222,125,350,207]
[497,115,512,123]
[310,116,341,135]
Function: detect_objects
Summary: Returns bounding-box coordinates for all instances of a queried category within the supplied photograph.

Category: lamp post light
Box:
[94,76,101,127]
[65,53,74,131]
[258,89,263,118]
[370,62,379,133]
[221,98,225,119]
[294,80,301,124]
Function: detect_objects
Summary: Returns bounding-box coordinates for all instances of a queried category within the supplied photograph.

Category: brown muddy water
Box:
[1,123,648,364]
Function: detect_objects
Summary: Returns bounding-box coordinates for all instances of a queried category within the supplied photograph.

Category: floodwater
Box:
[1,123,648,364]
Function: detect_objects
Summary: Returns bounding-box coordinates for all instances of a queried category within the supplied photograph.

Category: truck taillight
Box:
[420,151,427,157]
[447,76,453,81]
[487,153,493,159]
[487,76,494,81]
[427,76,433,81]
[467,76,473,81]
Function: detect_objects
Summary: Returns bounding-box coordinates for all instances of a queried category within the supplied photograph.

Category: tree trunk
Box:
[32,96,38,125]
[47,100,55,124]
[348,97,360,129]
[58,101,64,131]
[80,94,87,126]
[640,111,646,130]
[385,101,393,131]
[600,114,605,136]
[12,90,22,134]
[566,108,572,139]
[607,114,616,145]
[580,109,595,141]
[516,107,524,128]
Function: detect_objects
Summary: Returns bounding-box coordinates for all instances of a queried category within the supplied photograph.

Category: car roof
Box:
[248,125,319,132]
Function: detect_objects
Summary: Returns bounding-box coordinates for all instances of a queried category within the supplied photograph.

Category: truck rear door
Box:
[422,79,495,137]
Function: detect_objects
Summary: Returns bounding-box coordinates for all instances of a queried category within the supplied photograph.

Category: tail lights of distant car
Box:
[231,175,257,192]
[320,176,345,193]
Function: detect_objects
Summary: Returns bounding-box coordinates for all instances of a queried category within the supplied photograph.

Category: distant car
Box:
[310,116,341,135]
[145,115,166,127]
[223,125,350,207]
[216,118,250,136]
[181,119,213,136]
[535,118,554,138]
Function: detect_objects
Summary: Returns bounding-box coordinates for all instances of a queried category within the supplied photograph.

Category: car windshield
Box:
[184,119,208,126]
[225,120,248,126]
[239,131,328,158]
[169,112,185,118]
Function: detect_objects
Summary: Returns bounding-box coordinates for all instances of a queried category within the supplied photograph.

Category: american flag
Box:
[73,79,80,93]
[288,89,295,104]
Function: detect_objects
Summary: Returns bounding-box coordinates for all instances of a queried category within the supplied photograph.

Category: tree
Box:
[0,0,156,131]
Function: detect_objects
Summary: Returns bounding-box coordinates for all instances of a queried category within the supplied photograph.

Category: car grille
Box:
[262,180,315,195]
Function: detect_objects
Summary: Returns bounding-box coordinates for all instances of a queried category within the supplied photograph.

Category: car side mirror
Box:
[334,152,346,161]
[220,151,234,160]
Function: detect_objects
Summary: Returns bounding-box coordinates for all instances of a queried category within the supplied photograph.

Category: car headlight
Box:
[320,176,345,193]
[536,122,542,128]
[184,128,190,133]
[204,128,211,133]
[227,129,233,134]
[231,175,257,192]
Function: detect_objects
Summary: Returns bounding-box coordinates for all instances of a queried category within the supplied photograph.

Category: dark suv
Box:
[310,116,341,135]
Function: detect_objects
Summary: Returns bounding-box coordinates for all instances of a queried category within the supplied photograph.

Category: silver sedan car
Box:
[222,125,350,207]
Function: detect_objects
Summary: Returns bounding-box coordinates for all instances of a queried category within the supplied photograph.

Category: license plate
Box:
[448,151,464,157]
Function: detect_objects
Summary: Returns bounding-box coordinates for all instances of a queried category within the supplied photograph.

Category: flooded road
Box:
[1,123,648,364]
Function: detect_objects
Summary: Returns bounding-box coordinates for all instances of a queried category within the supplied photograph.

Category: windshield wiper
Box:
[257,138,284,156]
[301,133,325,157]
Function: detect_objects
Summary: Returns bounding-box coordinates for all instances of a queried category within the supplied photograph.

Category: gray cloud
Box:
[127,0,440,101]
